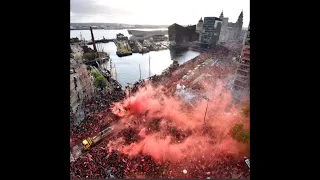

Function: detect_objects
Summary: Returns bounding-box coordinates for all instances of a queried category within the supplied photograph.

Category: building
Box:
[239,29,247,43]
[218,11,243,44]
[196,17,204,41]
[200,17,222,48]
[168,23,198,45]
[232,23,250,103]
[70,59,95,125]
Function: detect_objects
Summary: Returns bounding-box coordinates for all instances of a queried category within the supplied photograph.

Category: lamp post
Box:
[126,83,132,95]
[202,95,210,125]
[127,82,132,102]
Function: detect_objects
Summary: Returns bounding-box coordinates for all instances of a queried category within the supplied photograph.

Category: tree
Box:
[230,123,250,143]
[91,71,100,78]
[242,102,250,118]
[93,73,109,89]
[83,52,98,61]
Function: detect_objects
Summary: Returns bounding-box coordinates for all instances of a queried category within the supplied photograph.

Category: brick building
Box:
[232,23,250,103]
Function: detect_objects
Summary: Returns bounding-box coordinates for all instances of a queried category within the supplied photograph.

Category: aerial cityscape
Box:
[70,0,250,179]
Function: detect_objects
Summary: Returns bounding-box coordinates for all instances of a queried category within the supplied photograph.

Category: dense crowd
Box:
[71,126,250,179]
[70,90,125,147]
[70,46,250,179]
[71,151,250,179]
[141,46,232,92]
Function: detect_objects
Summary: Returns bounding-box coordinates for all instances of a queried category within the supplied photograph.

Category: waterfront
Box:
[70,29,200,88]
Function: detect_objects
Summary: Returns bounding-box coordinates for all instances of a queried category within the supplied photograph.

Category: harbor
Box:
[70,29,200,88]
[73,31,170,57]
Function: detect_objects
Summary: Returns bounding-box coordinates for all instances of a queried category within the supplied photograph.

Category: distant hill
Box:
[70,23,169,29]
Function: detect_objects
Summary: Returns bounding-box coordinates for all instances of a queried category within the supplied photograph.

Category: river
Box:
[70,29,200,88]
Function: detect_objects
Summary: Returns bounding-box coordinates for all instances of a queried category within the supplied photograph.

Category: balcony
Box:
[238,67,250,73]
[239,59,250,65]
[234,80,248,88]
[233,84,245,91]
[242,53,250,60]
[242,47,250,54]
[239,65,250,71]
[236,76,249,83]
[237,69,249,76]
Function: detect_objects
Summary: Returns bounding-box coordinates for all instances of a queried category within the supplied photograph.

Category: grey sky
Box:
[71,0,250,27]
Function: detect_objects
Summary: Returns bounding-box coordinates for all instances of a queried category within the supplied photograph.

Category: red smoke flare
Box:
[109,80,249,168]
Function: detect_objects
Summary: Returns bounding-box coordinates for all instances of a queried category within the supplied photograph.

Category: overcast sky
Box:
[71,0,250,27]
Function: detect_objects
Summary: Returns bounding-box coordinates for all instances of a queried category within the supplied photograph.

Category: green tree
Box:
[91,71,100,78]
[230,123,250,143]
[83,52,98,61]
[93,74,109,89]
[242,102,250,118]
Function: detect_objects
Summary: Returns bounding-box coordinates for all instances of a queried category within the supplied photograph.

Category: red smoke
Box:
[109,80,249,167]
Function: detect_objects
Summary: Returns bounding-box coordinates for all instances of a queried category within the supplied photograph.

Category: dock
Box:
[86,38,115,45]
[115,40,132,57]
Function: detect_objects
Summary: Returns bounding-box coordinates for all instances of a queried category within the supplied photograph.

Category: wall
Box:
[70,61,95,124]
[218,17,242,43]
[168,23,198,45]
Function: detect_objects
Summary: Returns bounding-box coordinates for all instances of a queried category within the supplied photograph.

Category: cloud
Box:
[70,0,250,26]
[70,0,134,22]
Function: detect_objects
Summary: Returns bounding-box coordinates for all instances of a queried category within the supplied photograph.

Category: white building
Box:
[218,11,243,44]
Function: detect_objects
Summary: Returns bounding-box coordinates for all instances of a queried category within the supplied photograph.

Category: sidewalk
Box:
[72,110,85,126]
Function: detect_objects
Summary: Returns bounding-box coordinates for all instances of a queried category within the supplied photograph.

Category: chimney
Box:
[90,26,97,52]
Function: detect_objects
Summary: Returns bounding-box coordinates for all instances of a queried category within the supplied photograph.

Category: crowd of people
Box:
[70,89,125,147]
[70,45,250,179]
[71,128,250,179]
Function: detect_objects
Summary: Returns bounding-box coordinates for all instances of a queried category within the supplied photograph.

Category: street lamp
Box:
[202,95,210,125]
[126,83,132,98]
